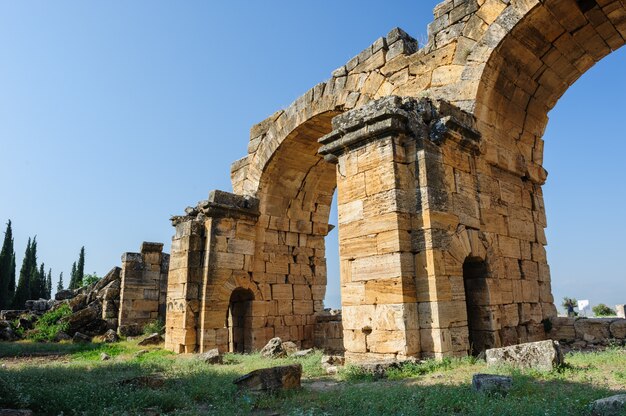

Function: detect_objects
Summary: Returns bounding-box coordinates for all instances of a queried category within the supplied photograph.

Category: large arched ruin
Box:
[164,0,626,361]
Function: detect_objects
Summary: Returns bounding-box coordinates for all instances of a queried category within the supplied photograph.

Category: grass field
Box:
[1,340,625,415]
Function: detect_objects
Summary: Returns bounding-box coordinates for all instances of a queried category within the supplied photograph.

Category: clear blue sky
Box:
[0,1,624,312]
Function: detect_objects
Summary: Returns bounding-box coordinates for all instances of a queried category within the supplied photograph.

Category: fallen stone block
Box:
[101,329,119,343]
[199,348,222,364]
[292,348,314,357]
[0,311,26,321]
[353,359,403,379]
[72,332,91,343]
[590,394,626,416]
[486,340,563,371]
[260,337,286,358]
[138,333,164,346]
[472,374,512,396]
[282,341,298,356]
[54,289,75,301]
[100,353,111,361]
[234,364,302,392]
[609,320,626,339]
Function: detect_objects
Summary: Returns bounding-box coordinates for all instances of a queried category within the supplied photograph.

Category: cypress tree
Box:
[76,246,85,288]
[30,263,45,300]
[57,272,64,293]
[69,262,77,290]
[9,253,16,299]
[0,220,15,309]
[13,238,33,308]
[46,268,52,299]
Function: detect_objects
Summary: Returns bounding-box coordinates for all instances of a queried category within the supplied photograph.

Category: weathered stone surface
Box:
[234,364,302,392]
[356,360,402,379]
[486,340,563,371]
[609,320,626,339]
[72,332,91,343]
[0,311,26,321]
[164,0,626,362]
[472,374,512,395]
[24,299,54,314]
[575,319,611,342]
[138,333,164,346]
[282,341,298,356]
[292,348,314,357]
[101,329,120,343]
[53,331,71,342]
[55,289,75,301]
[590,394,626,416]
[199,348,222,364]
[0,325,18,341]
[64,303,108,336]
[260,337,286,358]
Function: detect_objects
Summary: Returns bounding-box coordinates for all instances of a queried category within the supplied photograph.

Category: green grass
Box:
[0,341,625,415]
[24,304,72,342]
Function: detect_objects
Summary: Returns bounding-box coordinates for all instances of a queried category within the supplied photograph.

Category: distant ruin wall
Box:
[549,317,626,350]
[118,242,170,335]
[314,310,344,354]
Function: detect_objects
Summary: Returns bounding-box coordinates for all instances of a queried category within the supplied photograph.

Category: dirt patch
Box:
[0,353,71,368]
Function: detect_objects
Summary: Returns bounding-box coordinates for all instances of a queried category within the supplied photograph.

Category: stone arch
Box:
[227,287,256,353]
[474,0,626,180]
[198,270,264,353]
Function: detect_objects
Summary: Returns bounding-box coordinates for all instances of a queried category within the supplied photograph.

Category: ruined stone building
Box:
[163,0,626,362]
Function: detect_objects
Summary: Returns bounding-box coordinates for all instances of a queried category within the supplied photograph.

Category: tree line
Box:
[0,220,87,310]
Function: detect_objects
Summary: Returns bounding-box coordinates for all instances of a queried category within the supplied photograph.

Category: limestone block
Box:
[574,318,611,342]
[486,340,563,372]
[293,300,314,316]
[351,252,413,281]
[609,320,626,340]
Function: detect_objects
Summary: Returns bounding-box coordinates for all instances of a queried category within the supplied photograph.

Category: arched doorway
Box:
[227,288,254,353]
[463,257,492,356]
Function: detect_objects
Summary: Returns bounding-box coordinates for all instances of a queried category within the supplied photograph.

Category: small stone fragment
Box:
[102,329,119,343]
[325,366,338,375]
[72,332,91,343]
[260,337,286,358]
[292,348,314,358]
[138,333,164,346]
[472,374,513,396]
[234,364,302,392]
[590,394,626,416]
[100,352,111,361]
[282,341,298,356]
[199,348,222,364]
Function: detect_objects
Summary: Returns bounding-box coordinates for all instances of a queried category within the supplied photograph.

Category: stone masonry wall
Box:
[165,0,626,361]
[549,317,626,350]
[118,242,170,336]
[314,310,344,354]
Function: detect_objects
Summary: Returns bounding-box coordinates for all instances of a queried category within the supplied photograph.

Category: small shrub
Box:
[143,318,165,335]
[592,303,616,317]
[82,272,100,287]
[27,304,72,342]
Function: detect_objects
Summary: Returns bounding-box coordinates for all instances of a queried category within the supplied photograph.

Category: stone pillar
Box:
[164,221,205,353]
[617,305,626,319]
[319,96,421,362]
[196,190,260,353]
[118,242,170,336]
